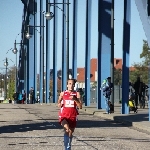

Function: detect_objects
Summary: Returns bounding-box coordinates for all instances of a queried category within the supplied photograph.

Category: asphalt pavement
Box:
[0,103,150,150]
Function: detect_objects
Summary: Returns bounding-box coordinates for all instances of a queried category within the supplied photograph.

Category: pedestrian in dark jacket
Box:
[134,77,143,108]
[29,87,35,104]
[13,92,18,103]
[101,77,113,114]
[18,91,23,104]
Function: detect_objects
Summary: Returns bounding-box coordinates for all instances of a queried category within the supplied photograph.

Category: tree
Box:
[140,40,150,66]
[129,62,148,84]
[129,40,150,84]
[7,67,15,99]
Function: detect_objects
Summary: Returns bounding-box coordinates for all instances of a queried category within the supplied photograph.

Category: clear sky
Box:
[0,0,147,74]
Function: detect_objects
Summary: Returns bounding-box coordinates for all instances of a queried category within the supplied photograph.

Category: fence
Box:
[47,85,122,103]
[90,85,122,103]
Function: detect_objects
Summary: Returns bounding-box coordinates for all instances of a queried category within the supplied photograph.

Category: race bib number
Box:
[64,100,74,107]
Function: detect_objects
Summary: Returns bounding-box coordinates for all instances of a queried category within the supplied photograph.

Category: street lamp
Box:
[12,40,24,93]
[25,32,32,40]
[45,5,54,20]
[25,25,44,39]
[4,58,8,100]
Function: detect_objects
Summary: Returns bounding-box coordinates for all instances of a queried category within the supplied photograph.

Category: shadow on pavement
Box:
[0,121,62,134]
[76,118,131,128]
[113,113,148,123]
[0,135,63,139]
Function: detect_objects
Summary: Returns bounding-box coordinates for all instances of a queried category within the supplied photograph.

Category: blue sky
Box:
[0,0,147,73]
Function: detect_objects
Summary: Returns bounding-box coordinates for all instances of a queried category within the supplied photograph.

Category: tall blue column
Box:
[46,0,50,103]
[24,47,27,102]
[53,0,58,103]
[62,0,67,91]
[85,0,92,106]
[18,44,25,93]
[97,0,112,109]
[72,0,78,80]
[21,7,27,98]
[26,30,29,97]
[34,0,37,102]
[28,13,34,94]
[40,0,44,103]
[24,24,28,98]
[110,0,114,107]
[66,0,70,80]
[122,0,131,114]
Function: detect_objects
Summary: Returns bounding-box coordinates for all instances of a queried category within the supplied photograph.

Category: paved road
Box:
[0,104,150,150]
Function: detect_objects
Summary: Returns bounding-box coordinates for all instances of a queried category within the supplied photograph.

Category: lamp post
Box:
[25,23,45,103]
[45,1,70,104]
[12,40,19,92]
[4,58,8,100]
[45,1,70,80]
[7,74,11,99]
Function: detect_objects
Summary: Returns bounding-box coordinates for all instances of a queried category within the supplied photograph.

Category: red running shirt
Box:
[61,91,78,118]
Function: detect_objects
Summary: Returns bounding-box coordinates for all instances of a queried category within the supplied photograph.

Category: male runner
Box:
[58,79,82,150]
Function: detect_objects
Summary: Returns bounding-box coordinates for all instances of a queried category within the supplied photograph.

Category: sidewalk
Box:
[78,103,150,133]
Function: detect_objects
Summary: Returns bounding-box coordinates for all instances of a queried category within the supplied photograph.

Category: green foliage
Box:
[92,81,97,87]
[7,79,15,99]
[114,40,150,85]
[129,62,148,83]
[140,40,150,66]
[6,67,15,99]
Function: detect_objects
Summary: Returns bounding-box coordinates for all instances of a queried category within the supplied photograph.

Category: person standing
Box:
[101,77,113,114]
[22,90,26,104]
[29,87,35,104]
[13,91,18,104]
[18,91,23,104]
[134,77,143,108]
[58,79,82,150]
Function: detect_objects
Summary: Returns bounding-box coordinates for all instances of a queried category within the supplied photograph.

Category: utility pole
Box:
[110,0,114,109]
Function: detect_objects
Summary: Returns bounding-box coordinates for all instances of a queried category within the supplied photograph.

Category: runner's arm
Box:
[74,92,82,109]
[57,92,64,107]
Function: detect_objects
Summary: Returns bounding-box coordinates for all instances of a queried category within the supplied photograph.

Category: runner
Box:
[58,79,82,150]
